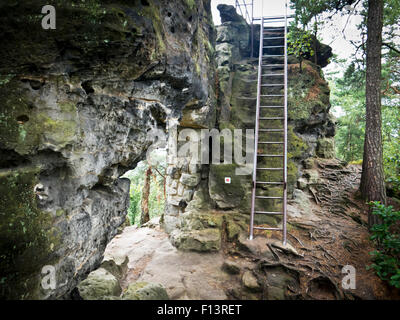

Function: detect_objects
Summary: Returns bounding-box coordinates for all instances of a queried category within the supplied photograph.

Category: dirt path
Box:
[103,159,399,300]
[105,224,237,300]
[259,159,400,299]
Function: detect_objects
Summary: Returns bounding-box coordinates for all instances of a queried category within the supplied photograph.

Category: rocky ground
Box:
[77,158,400,300]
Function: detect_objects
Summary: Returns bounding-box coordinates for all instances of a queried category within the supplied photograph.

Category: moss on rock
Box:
[171,228,221,252]
[288,61,330,122]
[122,281,169,300]
[77,268,121,300]
[0,79,77,155]
[209,164,252,210]
[317,138,335,158]
[0,167,60,299]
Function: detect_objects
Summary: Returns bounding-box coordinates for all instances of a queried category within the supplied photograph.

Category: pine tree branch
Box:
[382,43,400,55]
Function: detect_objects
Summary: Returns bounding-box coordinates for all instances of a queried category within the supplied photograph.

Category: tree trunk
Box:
[360,0,387,227]
[140,166,152,225]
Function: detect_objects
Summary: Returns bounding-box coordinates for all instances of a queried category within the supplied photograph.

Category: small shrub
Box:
[287,29,315,72]
[368,202,400,288]
[385,154,400,197]
[127,184,142,225]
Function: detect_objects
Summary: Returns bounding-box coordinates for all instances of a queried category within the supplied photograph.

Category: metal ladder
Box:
[249,3,288,245]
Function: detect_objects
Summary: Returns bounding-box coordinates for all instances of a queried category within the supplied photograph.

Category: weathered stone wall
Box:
[163,4,336,248]
[212,6,336,224]
[0,1,337,300]
[0,0,215,299]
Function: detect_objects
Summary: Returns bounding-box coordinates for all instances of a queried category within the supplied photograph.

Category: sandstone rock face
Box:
[0,0,215,299]
[122,282,169,300]
[242,270,261,292]
[207,6,336,227]
[162,5,336,251]
[222,260,241,275]
[170,228,221,252]
[77,268,121,300]
[1,2,338,299]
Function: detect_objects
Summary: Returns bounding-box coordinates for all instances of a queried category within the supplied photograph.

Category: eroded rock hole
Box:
[121,148,167,226]
[81,81,94,95]
[16,115,29,124]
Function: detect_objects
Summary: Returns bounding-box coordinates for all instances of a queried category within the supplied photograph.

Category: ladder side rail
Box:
[251,0,254,58]
[283,0,289,245]
[236,0,252,25]
[249,14,264,241]
[236,0,245,22]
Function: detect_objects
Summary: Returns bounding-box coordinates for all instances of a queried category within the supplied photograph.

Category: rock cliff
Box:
[0,0,215,299]
[0,2,336,300]
[165,4,335,249]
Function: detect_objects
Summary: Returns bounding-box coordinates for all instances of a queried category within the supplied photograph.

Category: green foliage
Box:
[127,184,142,225]
[287,29,315,71]
[329,62,366,162]
[289,0,355,26]
[368,202,400,288]
[123,151,166,226]
[385,153,400,194]
[329,61,400,192]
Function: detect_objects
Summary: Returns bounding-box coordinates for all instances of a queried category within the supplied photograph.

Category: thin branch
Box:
[152,167,165,178]
[383,43,400,55]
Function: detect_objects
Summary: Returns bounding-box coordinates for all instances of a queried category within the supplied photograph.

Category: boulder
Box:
[170,228,221,252]
[122,282,169,300]
[242,271,261,292]
[222,260,241,275]
[271,241,301,257]
[77,268,121,300]
[101,255,129,280]
[180,173,201,187]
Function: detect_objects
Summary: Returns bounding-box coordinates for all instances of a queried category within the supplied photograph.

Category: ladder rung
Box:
[263,16,287,19]
[259,129,284,132]
[264,19,285,23]
[264,27,285,31]
[258,141,284,144]
[251,23,288,240]
[255,196,283,199]
[255,181,284,185]
[263,37,285,40]
[255,211,283,215]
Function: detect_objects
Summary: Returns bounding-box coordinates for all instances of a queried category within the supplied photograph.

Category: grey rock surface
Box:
[122,282,169,300]
[0,0,216,299]
[77,268,121,300]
